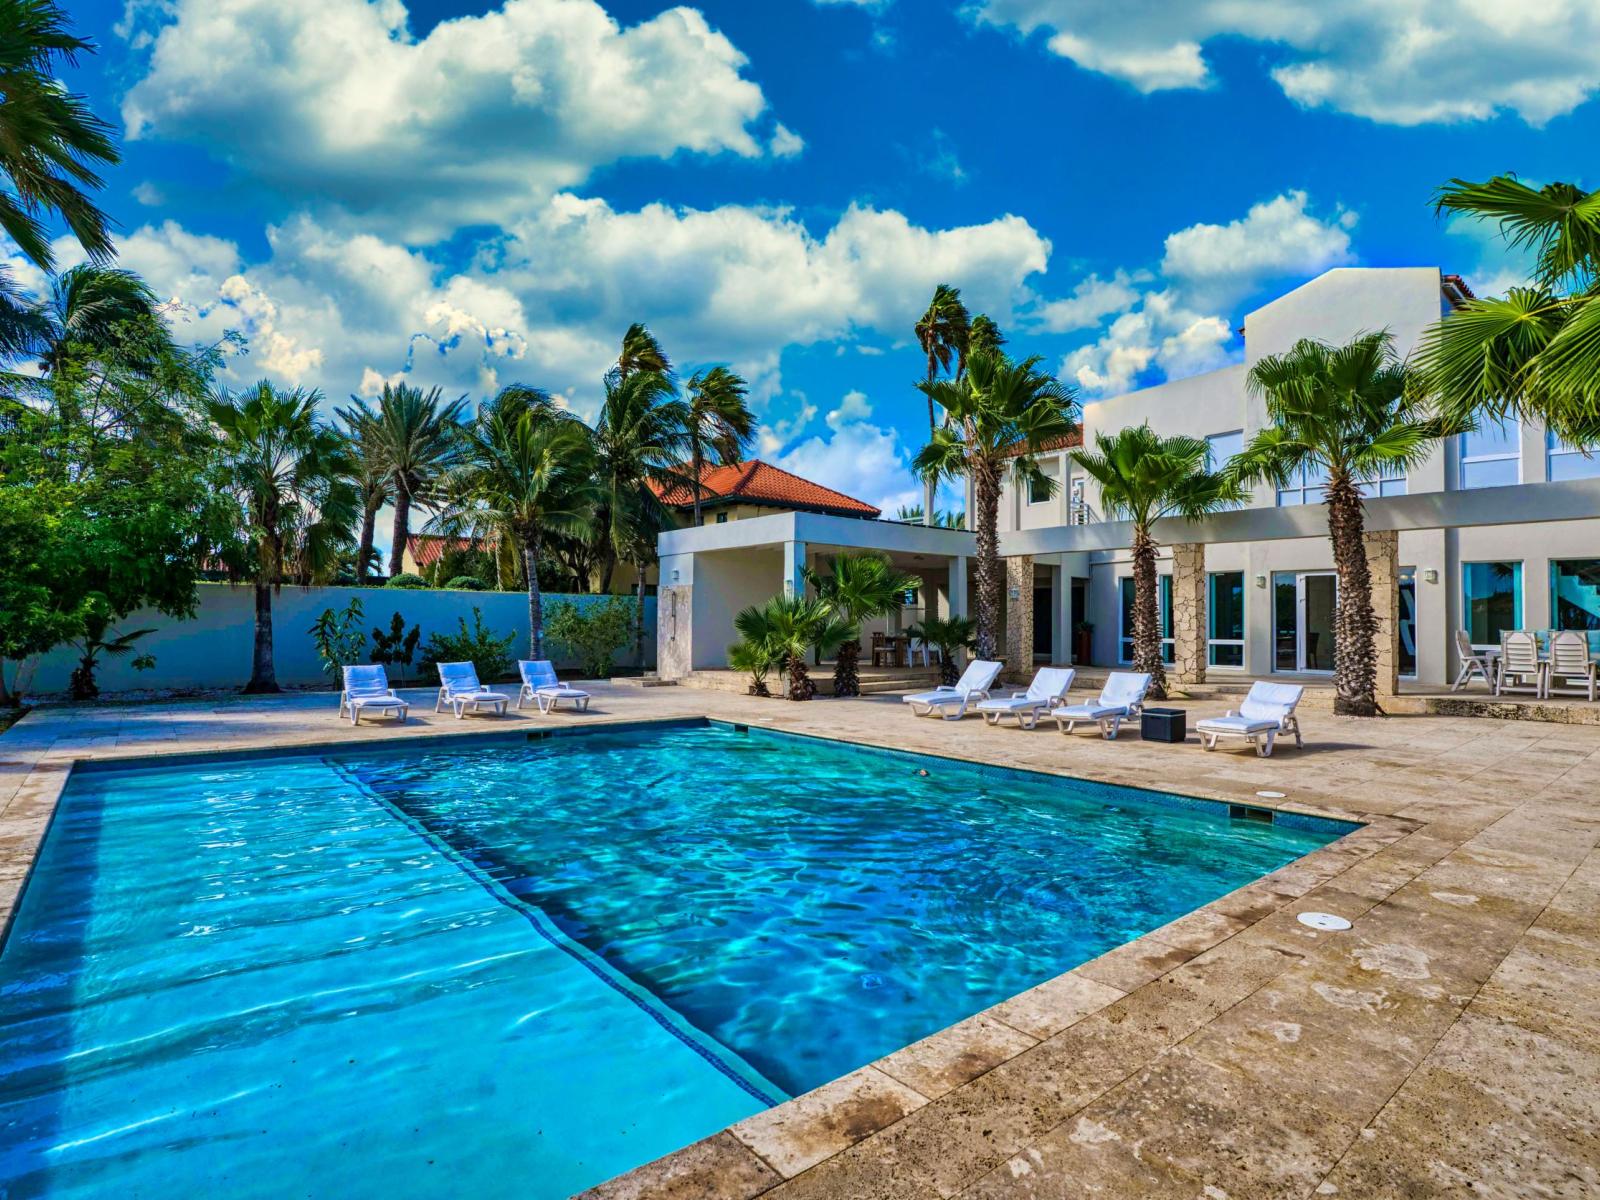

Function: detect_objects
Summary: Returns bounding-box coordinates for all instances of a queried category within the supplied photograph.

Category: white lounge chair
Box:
[902,659,1002,719]
[1050,671,1151,739]
[517,659,591,713]
[1546,631,1598,702]
[976,667,1076,729]
[339,664,408,726]
[1494,631,1545,698]
[435,661,511,718]
[1451,630,1496,692]
[1196,682,1305,757]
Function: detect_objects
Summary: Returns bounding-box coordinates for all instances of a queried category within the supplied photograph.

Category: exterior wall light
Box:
[1254,574,1267,589]
[1423,568,1439,584]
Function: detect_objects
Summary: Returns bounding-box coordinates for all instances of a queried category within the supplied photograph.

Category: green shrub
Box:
[544,597,633,679]
[443,575,485,591]
[309,597,366,679]
[419,607,515,682]
[386,572,427,589]
[370,612,421,685]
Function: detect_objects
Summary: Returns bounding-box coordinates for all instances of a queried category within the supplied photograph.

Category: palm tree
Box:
[914,284,970,524]
[915,351,1078,662]
[334,398,388,584]
[905,615,976,686]
[726,637,778,698]
[967,314,1006,362]
[613,322,674,383]
[31,265,171,374]
[366,382,468,577]
[803,553,917,697]
[1071,425,1244,700]
[681,365,754,526]
[0,0,120,273]
[894,504,966,529]
[431,396,599,659]
[1227,332,1441,716]
[208,382,357,693]
[737,593,852,701]
[1416,174,1600,445]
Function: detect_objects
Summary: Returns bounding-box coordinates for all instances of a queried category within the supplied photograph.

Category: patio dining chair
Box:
[1546,630,1599,702]
[1451,630,1495,692]
[1494,631,1545,699]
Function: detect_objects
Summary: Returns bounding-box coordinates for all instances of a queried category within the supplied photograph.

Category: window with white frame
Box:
[1547,430,1600,482]
[1205,430,1242,471]
[1118,576,1174,664]
[1458,417,1521,489]
[1276,461,1328,506]
[1208,571,1244,667]
[1356,462,1407,498]
[1027,459,1057,504]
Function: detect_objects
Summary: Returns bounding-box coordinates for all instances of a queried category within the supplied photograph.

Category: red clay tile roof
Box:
[405,534,480,570]
[1000,429,1083,457]
[1441,273,1477,309]
[650,459,881,518]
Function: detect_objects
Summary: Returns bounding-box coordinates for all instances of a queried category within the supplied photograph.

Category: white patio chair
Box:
[1451,630,1496,692]
[1050,671,1151,739]
[517,659,591,713]
[1494,632,1545,698]
[1546,631,1598,702]
[339,664,408,726]
[434,661,511,718]
[975,667,1076,730]
[907,636,933,668]
[1196,682,1305,757]
[902,659,1002,719]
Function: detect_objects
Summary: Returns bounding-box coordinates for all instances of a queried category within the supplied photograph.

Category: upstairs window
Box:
[1356,462,1407,499]
[1459,418,1520,489]
[1276,461,1327,507]
[1547,431,1600,482]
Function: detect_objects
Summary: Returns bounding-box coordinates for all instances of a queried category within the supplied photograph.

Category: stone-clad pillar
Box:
[1171,543,1207,687]
[1005,556,1034,680]
[1365,530,1401,698]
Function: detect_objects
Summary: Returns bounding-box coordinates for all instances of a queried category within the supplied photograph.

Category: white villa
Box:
[656,267,1600,692]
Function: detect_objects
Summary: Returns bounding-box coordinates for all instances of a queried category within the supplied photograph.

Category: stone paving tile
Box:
[874,1013,1038,1102]
[575,1132,780,1200]
[730,1067,928,1179]
[986,970,1124,1041]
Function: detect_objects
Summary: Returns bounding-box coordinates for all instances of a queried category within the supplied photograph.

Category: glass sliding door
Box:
[1118,576,1174,664]
[1208,571,1244,667]
[1462,562,1522,648]
[1398,567,1417,677]
[1272,571,1338,673]
[1551,559,1600,631]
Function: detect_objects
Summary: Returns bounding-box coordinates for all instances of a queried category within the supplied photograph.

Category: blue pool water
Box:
[0,721,1352,1198]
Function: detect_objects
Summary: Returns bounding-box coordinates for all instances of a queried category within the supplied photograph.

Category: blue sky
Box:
[20,0,1599,517]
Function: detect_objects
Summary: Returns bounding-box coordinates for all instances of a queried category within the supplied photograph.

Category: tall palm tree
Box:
[334,397,388,583]
[803,553,917,697]
[737,593,852,701]
[614,322,674,383]
[1416,174,1600,445]
[367,382,468,577]
[31,265,171,375]
[915,352,1077,662]
[681,365,754,526]
[1070,426,1244,700]
[0,0,120,273]
[1227,332,1441,716]
[207,382,357,693]
[967,314,1006,363]
[431,398,599,659]
[914,284,970,524]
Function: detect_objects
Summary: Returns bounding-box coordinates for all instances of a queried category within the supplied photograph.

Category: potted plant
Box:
[1073,621,1094,666]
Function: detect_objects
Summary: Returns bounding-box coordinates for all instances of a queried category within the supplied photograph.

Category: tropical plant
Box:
[1227,332,1441,716]
[1416,174,1600,445]
[385,572,426,589]
[335,397,389,584]
[429,389,600,658]
[207,381,358,693]
[593,366,687,605]
[913,283,971,523]
[360,382,468,577]
[727,637,778,697]
[893,504,966,529]
[915,351,1078,662]
[418,607,515,682]
[1071,425,1245,700]
[22,264,176,378]
[735,594,852,701]
[803,553,917,697]
[545,596,634,678]
[443,575,485,590]
[612,321,674,383]
[681,365,754,527]
[370,611,420,686]
[905,615,975,686]
[967,314,1006,362]
[66,607,154,701]
[308,596,367,679]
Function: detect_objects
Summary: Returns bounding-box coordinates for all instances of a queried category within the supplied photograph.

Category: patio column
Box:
[949,555,968,621]
[1005,556,1034,679]
[1171,542,1207,687]
[1365,529,1401,699]
[783,540,807,597]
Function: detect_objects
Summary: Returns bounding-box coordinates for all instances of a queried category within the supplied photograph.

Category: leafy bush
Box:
[419,607,515,682]
[544,597,633,679]
[727,638,777,697]
[443,575,485,590]
[386,572,427,589]
[370,612,421,685]
[309,597,367,679]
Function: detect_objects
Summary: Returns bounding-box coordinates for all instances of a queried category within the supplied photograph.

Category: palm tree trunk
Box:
[1131,525,1167,700]
[923,362,937,526]
[1326,477,1379,716]
[387,485,412,578]
[691,444,704,527]
[523,537,544,659]
[599,549,616,595]
[787,654,815,701]
[972,455,1002,661]
[356,500,379,584]
[245,578,279,693]
[833,639,861,698]
[633,557,647,668]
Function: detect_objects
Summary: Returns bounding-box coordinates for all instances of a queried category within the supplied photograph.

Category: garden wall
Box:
[22,583,656,696]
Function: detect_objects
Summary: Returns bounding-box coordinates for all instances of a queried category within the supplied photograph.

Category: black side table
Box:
[1140,707,1187,743]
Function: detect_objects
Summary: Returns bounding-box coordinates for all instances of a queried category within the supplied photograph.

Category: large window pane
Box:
[1274,575,1297,672]
[1462,417,1520,459]
[1551,559,1600,631]
[1118,575,1174,663]
[1463,561,1523,646]
[1547,432,1600,481]
[1208,571,1244,667]
[1205,430,1243,471]
[1461,457,1521,489]
[1398,568,1417,676]
[1459,417,1521,489]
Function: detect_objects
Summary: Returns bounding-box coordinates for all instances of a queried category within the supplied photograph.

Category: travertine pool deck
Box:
[2,685,1597,1199]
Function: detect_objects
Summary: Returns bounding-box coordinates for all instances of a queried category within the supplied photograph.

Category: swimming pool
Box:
[0,720,1353,1198]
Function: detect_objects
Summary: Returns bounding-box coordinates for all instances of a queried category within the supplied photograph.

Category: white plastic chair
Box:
[1451,630,1495,692]
[1196,682,1305,757]
[435,661,511,717]
[1050,672,1152,739]
[1546,631,1598,702]
[975,667,1076,730]
[339,664,408,726]
[516,659,591,713]
[1494,632,1545,698]
[902,659,1001,719]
